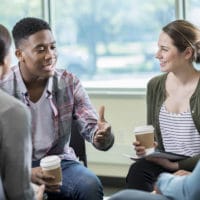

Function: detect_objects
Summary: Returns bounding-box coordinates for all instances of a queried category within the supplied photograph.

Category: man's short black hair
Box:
[12,17,51,48]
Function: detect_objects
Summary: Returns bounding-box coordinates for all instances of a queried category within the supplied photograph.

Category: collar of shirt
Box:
[15,66,58,116]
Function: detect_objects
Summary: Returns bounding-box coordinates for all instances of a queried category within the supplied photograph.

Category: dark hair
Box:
[0,24,12,65]
[12,17,51,48]
[163,19,200,63]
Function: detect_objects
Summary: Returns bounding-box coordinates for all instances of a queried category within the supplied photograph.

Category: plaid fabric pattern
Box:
[0,65,98,161]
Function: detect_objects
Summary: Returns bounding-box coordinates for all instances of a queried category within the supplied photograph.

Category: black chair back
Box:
[69,121,87,167]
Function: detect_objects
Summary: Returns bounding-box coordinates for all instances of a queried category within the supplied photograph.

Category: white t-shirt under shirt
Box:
[29,88,55,160]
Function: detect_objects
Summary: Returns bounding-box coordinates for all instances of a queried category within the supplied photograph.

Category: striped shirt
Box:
[159,104,200,157]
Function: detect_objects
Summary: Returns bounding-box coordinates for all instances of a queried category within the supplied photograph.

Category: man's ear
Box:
[15,49,24,62]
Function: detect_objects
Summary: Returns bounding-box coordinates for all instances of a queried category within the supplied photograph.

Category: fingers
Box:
[133,141,146,156]
[32,167,44,185]
[153,185,161,194]
[42,175,56,182]
[133,141,140,146]
[135,146,146,156]
[45,183,61,192]
[98,105,105,122]
[173,170,191,176]
[31,167,55,185]
[94,129,109,143]
[97,122,111,133]
[97,106,111,137]
[36,184,45,200]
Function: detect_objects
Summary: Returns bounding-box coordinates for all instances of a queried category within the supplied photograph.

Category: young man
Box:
[0,17,114,200]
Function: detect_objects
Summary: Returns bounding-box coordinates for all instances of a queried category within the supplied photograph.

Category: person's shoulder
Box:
[148,73,167,87]
[54,68,77,80]
[54,68,81,86]
[0,65,18,81]
[0,89,28,115]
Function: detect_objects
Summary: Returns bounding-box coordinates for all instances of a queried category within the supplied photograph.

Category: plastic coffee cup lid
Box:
[40,155,61,168]
[134,125,154,134]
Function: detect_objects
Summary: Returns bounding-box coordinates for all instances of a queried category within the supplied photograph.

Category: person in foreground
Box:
[0,24,44,200]
[109,160,200,200]
[126,19,200,191]
[0,17,114,200]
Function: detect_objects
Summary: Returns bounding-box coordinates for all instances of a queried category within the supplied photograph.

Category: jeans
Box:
[33,159,103,200]
[108,189,170,200]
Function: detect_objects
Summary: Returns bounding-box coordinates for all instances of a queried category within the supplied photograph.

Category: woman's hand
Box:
[133,141,146,156]
[152,185,162,194]
[173,170,191,176]
[133,141,157,157]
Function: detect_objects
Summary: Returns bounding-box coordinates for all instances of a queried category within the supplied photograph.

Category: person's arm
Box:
[92,105,114,151]
[156,161,200,200]
[1,98,35,200]
[73,77,114,150]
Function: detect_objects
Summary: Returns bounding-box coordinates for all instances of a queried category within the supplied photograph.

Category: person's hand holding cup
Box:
[133,125,155,157]
[40,155,62,192]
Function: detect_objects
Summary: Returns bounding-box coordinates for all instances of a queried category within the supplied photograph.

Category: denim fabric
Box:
[108,189,169,200]
[157,161,200,200]
[45,160,103,200]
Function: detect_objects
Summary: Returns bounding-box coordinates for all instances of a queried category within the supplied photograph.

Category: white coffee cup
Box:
[134,125,154,153]
[40,155,62,185]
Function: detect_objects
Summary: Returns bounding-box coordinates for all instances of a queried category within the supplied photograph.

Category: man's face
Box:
[16,29,57,80]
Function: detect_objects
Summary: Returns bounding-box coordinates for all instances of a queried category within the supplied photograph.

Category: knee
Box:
[76,174,103,200]
[128,159,150,173]
[127,161,143,178]
[109,189,133,200]
[80,174,103,191]
[126,159,150,184]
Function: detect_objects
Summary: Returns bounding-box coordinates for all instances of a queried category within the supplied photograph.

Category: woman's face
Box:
[155,31,186,73]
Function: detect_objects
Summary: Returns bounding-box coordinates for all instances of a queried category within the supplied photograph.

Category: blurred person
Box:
[109,161,200,200]
[126,19,200,192]
[0,24,44,200]
[0,17,114,200]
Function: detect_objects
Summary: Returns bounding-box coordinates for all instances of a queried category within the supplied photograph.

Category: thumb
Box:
[98,105,105,122]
